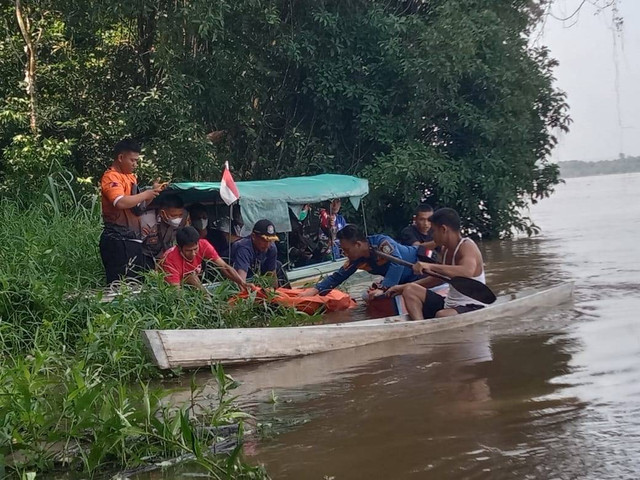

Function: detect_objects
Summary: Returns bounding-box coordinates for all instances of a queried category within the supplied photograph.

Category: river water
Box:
[158,173,640,479]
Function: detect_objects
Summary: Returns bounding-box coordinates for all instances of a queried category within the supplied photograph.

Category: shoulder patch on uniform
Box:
[378,240,393,255]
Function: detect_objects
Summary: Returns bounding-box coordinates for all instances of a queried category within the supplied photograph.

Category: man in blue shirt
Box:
[300,224,422,300]
[231,219,280,287]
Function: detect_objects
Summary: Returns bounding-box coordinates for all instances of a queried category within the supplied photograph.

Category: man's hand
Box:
[412,261,433,276]
[385,284,406,297]
[153,178,169,191]
[367,288,386,301]
[141,188,160,202]
[183,272,210,296]
[299,287,320,297]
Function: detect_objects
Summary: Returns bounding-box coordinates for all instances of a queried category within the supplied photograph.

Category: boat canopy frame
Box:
[159,173,369,233]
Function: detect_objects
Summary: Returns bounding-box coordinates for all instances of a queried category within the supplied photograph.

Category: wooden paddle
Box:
[372,249,497,304]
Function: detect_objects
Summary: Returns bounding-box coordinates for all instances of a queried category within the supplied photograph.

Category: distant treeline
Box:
[559,157,640,178]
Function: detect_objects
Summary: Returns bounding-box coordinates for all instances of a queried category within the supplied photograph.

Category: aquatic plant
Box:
[0,359,268,478]
[0,199,321,477]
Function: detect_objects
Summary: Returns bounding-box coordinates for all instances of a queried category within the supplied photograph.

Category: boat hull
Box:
[286,259,344,286]
[142,282,574,369]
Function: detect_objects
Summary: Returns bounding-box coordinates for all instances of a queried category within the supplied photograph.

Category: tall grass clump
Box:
[0,179,316,478]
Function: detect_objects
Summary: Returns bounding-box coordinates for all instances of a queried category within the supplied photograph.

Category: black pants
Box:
[422,289,445,319]
[421,289,485,318]
[99,231,150,284]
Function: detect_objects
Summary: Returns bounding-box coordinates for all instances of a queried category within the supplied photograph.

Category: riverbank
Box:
[558,157,640,178]
[0,198,318,478]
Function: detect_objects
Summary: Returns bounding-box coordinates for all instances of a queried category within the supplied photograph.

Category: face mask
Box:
[193,218,208,230]
[167,217,182,228]
[298,211,308,221]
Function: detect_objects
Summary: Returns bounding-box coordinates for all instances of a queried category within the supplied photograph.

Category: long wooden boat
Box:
[142,282,574,369]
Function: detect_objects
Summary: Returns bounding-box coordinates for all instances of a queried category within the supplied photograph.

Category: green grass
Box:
[0,193,317,478]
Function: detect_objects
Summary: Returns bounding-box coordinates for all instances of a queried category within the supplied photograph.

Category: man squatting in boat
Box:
[299,224,424,301]
[387,208,487,320]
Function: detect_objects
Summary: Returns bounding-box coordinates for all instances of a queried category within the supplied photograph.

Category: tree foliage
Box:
[0,0,569,237]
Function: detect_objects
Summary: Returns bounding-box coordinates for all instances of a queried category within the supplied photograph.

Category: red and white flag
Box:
[220,161,240,206]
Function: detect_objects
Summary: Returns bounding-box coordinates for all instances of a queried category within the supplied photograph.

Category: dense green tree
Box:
[0,0,569,237]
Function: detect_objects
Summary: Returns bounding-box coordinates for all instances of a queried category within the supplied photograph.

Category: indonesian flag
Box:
[220,161,240,206]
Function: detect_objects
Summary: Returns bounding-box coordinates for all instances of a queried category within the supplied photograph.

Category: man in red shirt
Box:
[160,226,246,292]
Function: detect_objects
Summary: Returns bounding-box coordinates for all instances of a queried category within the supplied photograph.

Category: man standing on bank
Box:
[387,208,487,320]
[99,139,165,284]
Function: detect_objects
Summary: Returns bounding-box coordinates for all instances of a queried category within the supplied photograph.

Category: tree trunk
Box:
[15,0,38,135]
[137,5,157,88]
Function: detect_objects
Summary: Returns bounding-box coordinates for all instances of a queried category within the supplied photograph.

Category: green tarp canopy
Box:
[164,174,369,233]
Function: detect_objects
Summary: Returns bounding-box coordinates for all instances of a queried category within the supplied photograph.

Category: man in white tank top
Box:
[387,208,487,320]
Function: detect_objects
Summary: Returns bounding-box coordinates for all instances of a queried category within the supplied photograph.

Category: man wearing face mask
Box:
[99,138,165,284]
[142,194,187,262]
[288,205,325,267]
[319,198,347,259]
[208,217,242,260]
[188,204,210,239]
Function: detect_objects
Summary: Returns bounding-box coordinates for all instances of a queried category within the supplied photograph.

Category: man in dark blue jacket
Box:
[300,224,422,300]
[230,219,279,286]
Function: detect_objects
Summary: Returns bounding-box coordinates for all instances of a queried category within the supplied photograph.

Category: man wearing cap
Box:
[230,219,280,286]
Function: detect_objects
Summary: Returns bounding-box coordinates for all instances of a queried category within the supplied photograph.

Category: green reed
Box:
[0,196,318,478]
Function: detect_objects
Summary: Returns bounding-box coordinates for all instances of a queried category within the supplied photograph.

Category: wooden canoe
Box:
[142,282,574,369]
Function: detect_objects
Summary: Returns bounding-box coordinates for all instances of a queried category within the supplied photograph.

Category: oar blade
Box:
[449,277,497,305]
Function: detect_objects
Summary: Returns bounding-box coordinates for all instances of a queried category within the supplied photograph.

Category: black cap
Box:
[252,219,279,241]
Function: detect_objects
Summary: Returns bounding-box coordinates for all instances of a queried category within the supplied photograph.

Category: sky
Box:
[536,0,640,162]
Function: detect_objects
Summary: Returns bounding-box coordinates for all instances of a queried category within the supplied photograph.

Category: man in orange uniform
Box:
[99,139,163,284]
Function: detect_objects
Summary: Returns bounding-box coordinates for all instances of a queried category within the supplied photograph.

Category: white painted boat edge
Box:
[142,282,574,369]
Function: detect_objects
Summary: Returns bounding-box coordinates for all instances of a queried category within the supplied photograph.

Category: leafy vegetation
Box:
[0,192,326,477]
[1,0,568,237]
[0,0,575,476]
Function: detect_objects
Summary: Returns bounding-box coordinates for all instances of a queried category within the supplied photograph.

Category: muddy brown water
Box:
[149,173,640,479]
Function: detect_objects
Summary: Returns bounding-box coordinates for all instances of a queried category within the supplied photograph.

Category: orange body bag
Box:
[232,286,356,315]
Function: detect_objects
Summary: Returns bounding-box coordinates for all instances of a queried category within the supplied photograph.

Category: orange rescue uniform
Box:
[100,167,142,234]
[99,167,150,283]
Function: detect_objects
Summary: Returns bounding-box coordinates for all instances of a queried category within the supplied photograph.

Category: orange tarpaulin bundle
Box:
[231,286,356,315]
